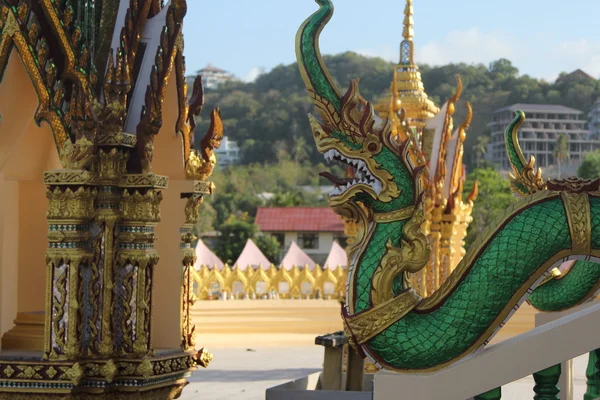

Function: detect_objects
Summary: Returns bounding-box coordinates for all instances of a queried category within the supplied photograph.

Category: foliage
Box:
[194,54,600,171]
[578,150,600,179]
[213,213,258,265]
[212,212,282,265]
[255,235,282,264]
[463,168,517,248]
[553,133,569,178]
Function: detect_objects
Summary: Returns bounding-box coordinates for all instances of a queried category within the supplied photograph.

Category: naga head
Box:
[296,0,421,216]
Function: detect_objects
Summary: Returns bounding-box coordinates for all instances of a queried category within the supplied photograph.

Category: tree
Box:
[578,150,600,179]
[463,168,517,248]
[473,136,490,168]
[553,133,569,178]
[255,235,282,264]
[213,213,258,264]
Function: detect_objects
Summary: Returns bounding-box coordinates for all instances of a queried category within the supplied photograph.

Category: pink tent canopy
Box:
[323,240,347,270]
[234,239,271,271]
[280,241,316,271]
[193,239,224,270]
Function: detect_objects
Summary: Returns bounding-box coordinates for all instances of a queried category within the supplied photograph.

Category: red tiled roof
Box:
[255,207,345,232]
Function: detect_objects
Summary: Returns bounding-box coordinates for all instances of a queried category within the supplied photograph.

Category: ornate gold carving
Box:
[373,206,416,223]
[183,194,204,225]
[343,289,421,345]
[43,170,98,186]
[548,177,600,193]
[194,348,214,368]
[3,9,19,37]
[63,362,83,386]
[185,109,224,181]
[120,173,169,189]
[46,187,97,220]
[371,201,430,305]
[194,180,215,194]
[561,191,591,254]
[120,190,163,223]
[136,358,153,379]
[98,148,129,182]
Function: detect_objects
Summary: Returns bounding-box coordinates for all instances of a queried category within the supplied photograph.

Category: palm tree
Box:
[474,136,490,168]
[553,133,569,178]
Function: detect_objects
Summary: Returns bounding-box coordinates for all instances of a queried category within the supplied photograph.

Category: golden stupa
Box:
[344,0,478,297]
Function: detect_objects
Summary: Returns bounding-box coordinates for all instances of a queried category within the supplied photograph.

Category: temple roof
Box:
[255,207,345,232]
[234,239,271,271]
[493,104,584,114]
[323,240,347,271]
[279,241,316,271]
[193,239,224,270]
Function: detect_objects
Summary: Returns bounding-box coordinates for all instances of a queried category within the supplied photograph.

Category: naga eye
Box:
[368,143,378,152]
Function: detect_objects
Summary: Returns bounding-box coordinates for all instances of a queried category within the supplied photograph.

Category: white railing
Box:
[373,301,600,400]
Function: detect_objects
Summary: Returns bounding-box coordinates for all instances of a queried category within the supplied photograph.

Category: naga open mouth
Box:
[320,149,382,196]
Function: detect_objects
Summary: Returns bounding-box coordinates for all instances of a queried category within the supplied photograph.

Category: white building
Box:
[487,103,600,170]
[214,136,241,166]
[588,99,600,138]
[196,64,238,89]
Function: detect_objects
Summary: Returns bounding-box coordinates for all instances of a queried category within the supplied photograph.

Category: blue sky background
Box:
[182,0,600,82]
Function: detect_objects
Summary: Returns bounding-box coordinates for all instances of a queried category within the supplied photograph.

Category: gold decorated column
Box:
[117,173,167,357]
[44,169,97,360]
[180,180,213,351]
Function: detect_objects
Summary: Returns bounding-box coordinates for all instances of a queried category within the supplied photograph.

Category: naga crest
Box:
[184,77,224,181]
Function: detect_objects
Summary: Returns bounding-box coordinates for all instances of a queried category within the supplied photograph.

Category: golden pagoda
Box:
[347,0,478,297]
[0,1,220,398]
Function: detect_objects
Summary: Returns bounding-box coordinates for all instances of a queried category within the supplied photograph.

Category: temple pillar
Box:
[43,169,97,360]
[117,174,165,357]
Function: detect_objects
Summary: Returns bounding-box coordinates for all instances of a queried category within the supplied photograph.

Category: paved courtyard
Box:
[181,347,324,400]
[179,346,591,400]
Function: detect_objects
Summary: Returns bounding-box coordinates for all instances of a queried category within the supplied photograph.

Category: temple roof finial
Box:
[403,0,414,42]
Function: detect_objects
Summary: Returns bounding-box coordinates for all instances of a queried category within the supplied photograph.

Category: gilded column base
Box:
[0,350,202,399]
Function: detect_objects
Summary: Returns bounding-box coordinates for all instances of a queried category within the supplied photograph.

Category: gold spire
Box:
[402,0,414,48]
[375,0,438,130]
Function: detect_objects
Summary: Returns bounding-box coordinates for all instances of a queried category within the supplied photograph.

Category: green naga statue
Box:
[296,0,600,372]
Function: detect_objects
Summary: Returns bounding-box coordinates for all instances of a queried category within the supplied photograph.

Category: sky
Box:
[181,0,600,83]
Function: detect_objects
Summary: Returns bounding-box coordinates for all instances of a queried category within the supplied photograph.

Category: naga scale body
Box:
[295,0,600,372]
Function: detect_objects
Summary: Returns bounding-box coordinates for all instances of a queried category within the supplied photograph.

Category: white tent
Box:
[234,239,271,271]
[280,241,316,271]
[193,239,224,270]
[323,240,347,270]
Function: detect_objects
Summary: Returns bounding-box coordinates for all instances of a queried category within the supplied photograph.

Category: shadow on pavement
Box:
[188,368,321,382]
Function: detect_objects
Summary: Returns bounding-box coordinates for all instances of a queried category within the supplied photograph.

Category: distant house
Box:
[196,64,238,89]
[556,69,596,83]
[255,207,346,265]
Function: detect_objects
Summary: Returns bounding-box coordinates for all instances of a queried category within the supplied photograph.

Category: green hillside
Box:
[193,53,600,170]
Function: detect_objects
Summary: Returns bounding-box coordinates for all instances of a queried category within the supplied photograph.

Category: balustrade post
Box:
[533,364,561,400]
[584,348,600,400]
[475,387,501,400]
[535,311,574,400]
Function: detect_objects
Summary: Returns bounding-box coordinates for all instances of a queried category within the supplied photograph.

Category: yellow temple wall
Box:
[149,69,187,349]
[17,181,49,312]
[0,52,62,341]
[0,176,18,337]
